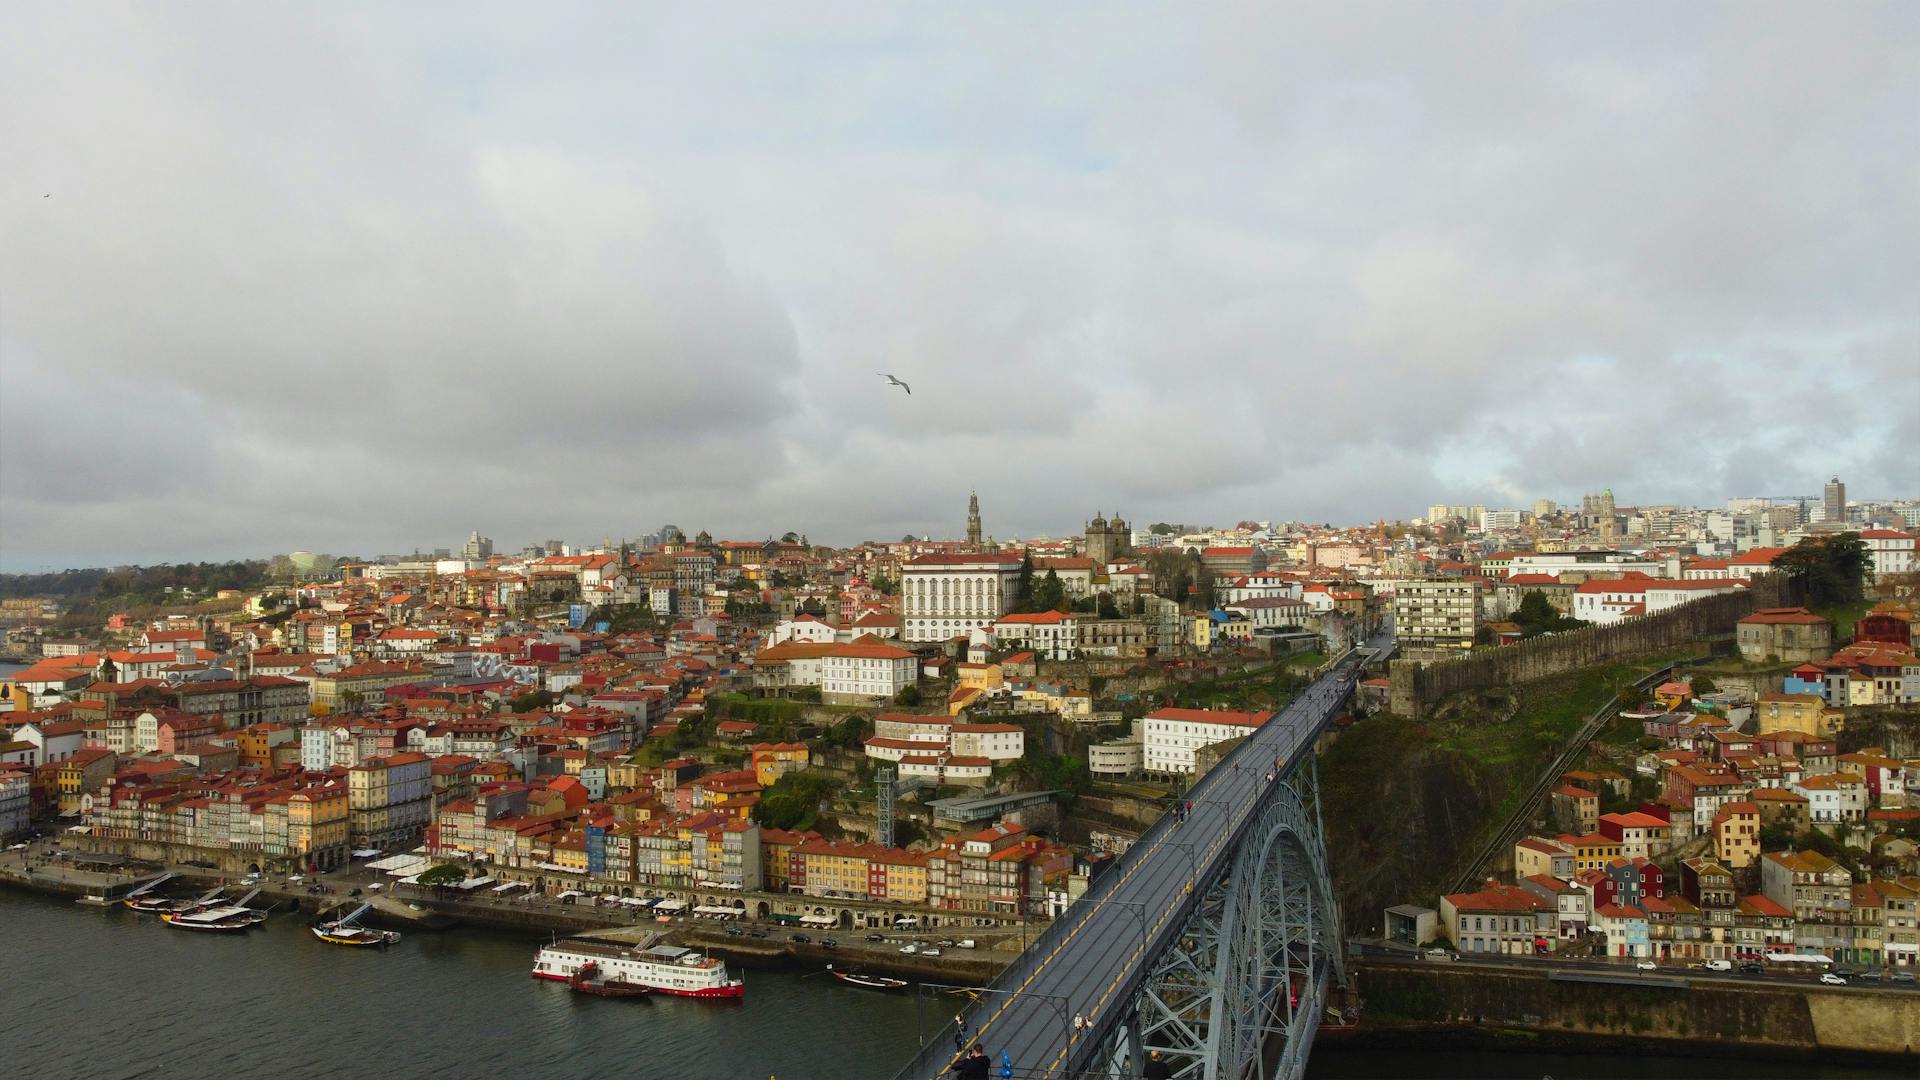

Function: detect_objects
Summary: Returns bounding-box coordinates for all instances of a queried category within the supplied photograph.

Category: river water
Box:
[0,887,924,1079]
[6,888,1909,1080]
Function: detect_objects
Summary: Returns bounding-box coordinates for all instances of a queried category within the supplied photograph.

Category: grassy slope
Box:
[1320,648,1703,935]
[1814,598,1874,642]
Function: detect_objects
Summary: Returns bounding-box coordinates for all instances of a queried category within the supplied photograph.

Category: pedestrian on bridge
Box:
[1143,1050,1173,1079]
[950,1044,989,1079]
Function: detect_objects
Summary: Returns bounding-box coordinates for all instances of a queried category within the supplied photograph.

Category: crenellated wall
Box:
[1390,576,1793,719]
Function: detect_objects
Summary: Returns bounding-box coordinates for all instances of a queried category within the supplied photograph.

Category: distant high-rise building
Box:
[1823,476,1847,525]
[462,531,493,560]
[966,492,982,547]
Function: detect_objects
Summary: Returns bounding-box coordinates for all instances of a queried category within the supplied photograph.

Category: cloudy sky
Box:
[3,3,1916,570]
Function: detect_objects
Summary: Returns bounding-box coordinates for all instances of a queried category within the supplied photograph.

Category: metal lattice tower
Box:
[876,765,897,848]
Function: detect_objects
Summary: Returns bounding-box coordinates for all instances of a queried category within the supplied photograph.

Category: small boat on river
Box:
[827,965,909,991]
[162,905,267,933]
[311,902,400,948]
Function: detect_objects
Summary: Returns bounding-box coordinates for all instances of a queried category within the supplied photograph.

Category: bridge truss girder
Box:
[1088,763,1346,1080]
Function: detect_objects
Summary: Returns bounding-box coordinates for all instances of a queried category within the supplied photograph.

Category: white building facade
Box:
[902,553,1024,643]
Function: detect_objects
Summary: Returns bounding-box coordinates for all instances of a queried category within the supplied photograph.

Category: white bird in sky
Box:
[878,373,911,395]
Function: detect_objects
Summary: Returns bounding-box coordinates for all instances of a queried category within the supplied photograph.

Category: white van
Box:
[1704,959,1733,972]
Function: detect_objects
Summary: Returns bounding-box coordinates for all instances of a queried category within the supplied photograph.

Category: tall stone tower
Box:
[1086,511,1132,565]
[966,492,982,547]
[1598,488,1617,544]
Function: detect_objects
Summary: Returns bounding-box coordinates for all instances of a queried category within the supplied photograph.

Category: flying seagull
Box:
[878,373,911,395]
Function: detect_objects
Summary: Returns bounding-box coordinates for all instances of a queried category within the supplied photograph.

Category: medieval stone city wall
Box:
[1389,575,1793,719]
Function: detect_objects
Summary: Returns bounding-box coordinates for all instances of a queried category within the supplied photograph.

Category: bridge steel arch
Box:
[1079,764,1345,1080]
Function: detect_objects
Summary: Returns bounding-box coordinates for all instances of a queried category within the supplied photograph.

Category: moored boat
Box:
[827,964,909,991]
[161,905,266,933]
[312,923,401,947]
[533,939,743,999]
[310,902,398,947]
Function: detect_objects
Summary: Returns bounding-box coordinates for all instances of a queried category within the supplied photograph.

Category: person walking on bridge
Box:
[1143,1050,1173,1079]
[950,1044,989,1079]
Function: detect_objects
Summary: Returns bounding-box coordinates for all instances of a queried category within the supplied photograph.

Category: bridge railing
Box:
[896,654,1368,1080]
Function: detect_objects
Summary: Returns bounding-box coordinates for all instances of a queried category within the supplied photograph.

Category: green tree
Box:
[508,689,553,712]
[1034,570,1067,613]
[751,771,841,831]
[870,571,897,595]
[418,863,468,889]
[1146,550,1192,607]
[1187,551,1216,611]
[1015,553,1036,612]
[1514,590,1586,637]
[1096,592,1121,619]
[894,684,922,706]
[1773,533,1870,606]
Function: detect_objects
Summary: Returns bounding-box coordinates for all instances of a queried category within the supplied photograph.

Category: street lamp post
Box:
[923,980,1076,1072]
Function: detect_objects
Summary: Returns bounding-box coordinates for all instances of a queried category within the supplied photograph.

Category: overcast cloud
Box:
[3,2,1916,569]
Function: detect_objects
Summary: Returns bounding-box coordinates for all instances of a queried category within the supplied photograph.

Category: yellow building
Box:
[1561,832,1623,873]
[796,840,872,899]
[956,663,1004,693]
[749,742,810,787]
[1192,616,1213,650]
[286,788,349,869]
[1755,693,1841,737]
[874,851,929,904]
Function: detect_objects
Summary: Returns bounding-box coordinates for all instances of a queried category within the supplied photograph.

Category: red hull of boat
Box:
[532,971,744,999]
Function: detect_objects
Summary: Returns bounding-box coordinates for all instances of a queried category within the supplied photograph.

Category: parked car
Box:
[900,944,919,954]
[920,947,942,958]
[1820,973,1847,986]
[937,938,957,948]
[724,927,743,937]
[865,933,886,942]
[955,939,976,949]
[1739,963,1765,976]
[1704,960,1732,972]
[1634,961,1657,971]
[1890,971,1915,984]
[1856,970,1880,982]
[747,929,768,939]
[791,934,812,944]
[1424,949,1453,961]
[821,938,838,949]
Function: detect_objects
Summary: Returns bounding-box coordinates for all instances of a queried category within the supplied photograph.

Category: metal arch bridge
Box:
[896,643,1378,1080]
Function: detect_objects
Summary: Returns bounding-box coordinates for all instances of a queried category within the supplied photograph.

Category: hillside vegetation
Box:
[1319,649,1704,935]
